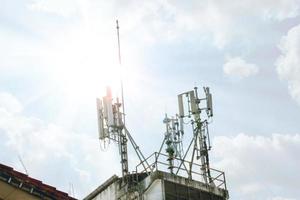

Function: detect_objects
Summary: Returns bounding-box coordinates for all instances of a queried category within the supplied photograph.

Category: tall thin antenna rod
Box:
[18,154,28,175]
[116,20,126,125]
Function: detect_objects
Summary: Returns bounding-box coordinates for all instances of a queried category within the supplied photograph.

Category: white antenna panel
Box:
[103,96,114,127]
[207,93,213,117]
[179,117,184,134]
[178,95,184,118]
[102,97,108,120]
[204,87,213,117]
[96,98,106,140]
[189,91,198,114]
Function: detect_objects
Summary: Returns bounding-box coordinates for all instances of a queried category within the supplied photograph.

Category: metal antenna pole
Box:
[18,154,28,175]
[116,20,126,125]
[116,20,129,181]
[125,127,152,174]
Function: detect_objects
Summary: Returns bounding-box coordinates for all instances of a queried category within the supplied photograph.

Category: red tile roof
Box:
[0,163,77,200]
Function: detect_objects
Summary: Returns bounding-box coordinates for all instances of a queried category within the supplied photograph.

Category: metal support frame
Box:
[156,132,189,177]
[135,151,227,191]
[119,130,129,178]
[160,87,214,184]
[124,127,152,175]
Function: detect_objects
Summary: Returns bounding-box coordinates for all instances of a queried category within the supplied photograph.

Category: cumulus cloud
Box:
[276,24,300,104]
[0,92,120,198]
[223,56,259,78]
[261,0,300,21]
[175,0,300,48]
[25,0,300,48]
[28,0,80,17]
[0,92,23,113]
[212,133,300,200]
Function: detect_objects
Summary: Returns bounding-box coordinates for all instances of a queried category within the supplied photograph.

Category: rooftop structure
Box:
[0,163,76,200]
[84,170,228,200]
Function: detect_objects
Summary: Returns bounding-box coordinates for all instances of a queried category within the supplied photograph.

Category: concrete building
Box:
[0,163,76,200]
[84,170,228,200]
[84,151,228,200]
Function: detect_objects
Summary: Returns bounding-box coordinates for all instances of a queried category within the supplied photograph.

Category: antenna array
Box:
[96,21,151,186]
[157,87,214,184]
[162,114,184,173]
[97,87,128,178]
[95,21,227,193]
[96,87,152,183]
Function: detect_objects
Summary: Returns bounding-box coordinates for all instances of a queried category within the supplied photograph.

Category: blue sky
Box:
[1,0,300,199]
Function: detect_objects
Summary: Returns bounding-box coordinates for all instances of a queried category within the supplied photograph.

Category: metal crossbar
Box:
[135,152,227,190]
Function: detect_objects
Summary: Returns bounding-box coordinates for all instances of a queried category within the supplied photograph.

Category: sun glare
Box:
[43,25,138,103]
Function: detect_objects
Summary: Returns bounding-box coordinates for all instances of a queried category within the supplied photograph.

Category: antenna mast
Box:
[96,21,152,186]
[116,20,126,125]
[18,154,28,175]
[115,20,128,180]
[156,87,214,184]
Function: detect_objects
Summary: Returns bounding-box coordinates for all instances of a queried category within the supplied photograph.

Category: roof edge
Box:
[83,175,119,200]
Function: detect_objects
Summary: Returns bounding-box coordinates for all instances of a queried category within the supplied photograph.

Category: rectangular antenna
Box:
[103,96,114,127]
[205,87,213,117]
[189,91,198,114]
[96,98,105,140]
[116,97,123,127]
[178,94,184,118]
[179,117,184,134]
[102,86,114,127]
[208,93,213,116]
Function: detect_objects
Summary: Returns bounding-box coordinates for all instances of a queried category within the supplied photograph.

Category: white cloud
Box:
[212,133,300,200]
[261,0,300,21]
[25,0,300,48]
[276,24,300,104]
[130,0,300,47]
[270,197,296,200]
[168,0,300,47]
[0,92,121,198]
[223,56,259,78]
[0,92,23,113]
[28,0,80,17]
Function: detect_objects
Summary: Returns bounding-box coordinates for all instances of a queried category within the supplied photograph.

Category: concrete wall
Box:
[143,179,164,200]
[89,179,164,200]
[90,182,117,200]
[85,171,228,200]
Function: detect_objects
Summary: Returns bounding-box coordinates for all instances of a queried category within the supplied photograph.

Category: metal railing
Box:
[135,152,227,190]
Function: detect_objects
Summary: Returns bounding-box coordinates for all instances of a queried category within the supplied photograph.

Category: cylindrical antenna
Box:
[116,20,126,126]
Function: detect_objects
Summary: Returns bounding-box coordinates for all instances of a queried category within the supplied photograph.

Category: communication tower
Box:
[87,21,228,200]
[96,21,151,186]
[155,87,216,184]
